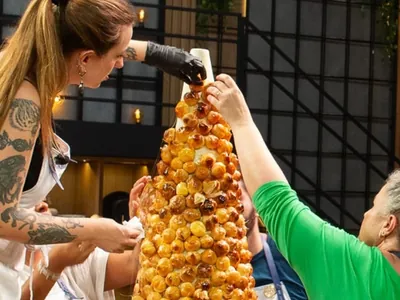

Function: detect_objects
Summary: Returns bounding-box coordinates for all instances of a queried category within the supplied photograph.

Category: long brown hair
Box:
[0,0,135,156]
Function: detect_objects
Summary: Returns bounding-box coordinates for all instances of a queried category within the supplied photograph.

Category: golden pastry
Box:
[136,80,255,300]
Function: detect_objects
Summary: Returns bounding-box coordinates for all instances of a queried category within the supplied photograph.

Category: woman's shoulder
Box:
[15,79,40,106]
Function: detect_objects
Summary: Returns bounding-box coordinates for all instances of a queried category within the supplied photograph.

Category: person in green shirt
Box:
[206,74,400,299]
[240,180,307,299]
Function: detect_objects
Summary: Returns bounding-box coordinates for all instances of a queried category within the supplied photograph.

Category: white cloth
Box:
[122,217,145,241]
[0,262,25,300]
[18,248,115,300]
[0,135,70,298]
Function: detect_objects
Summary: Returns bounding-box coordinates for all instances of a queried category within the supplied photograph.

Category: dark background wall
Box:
[246,0,396,232]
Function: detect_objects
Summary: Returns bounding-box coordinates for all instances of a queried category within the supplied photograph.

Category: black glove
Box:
[144,41,207,85]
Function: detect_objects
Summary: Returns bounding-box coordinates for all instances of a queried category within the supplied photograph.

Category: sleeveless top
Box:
[0,134,70,270]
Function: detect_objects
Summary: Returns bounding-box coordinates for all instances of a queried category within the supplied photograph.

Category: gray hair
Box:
[385,170,400,215]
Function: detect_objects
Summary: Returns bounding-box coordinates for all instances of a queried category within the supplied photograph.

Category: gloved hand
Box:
[144,41,207,85]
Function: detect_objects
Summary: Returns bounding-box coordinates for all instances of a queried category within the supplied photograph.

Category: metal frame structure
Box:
[244,0,398,232]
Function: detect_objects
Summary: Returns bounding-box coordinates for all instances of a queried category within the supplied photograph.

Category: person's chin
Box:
[84,78,108,89]
[98,76,110,85]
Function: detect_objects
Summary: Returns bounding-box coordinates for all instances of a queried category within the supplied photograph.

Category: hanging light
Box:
[138,9,145,27]
[134,108,142,124]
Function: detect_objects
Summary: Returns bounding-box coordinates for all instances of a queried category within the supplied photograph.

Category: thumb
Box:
[133,201,139,215]
[130,200,139,219]
[180,71,192,84]
[130,183,144,201]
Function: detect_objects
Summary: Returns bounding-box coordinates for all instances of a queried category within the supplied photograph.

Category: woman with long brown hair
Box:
[0,0,206,297]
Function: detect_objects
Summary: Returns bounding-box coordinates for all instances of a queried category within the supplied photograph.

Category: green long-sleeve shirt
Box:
[253,181,400,300]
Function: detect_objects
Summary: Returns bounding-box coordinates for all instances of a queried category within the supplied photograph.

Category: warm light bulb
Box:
[54,96,61,103]
[134,108,141,124]
[139,9,145,22]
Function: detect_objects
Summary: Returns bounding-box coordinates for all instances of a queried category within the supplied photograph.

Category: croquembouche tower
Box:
[133,49,256,300]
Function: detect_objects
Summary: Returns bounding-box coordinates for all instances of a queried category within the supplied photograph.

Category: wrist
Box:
[37,259,62,281]
[75,217,99,243]
[230,117,254,133]
[144,41,161,65]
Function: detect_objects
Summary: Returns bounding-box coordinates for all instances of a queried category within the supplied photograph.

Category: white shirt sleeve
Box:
[62,248,115,300]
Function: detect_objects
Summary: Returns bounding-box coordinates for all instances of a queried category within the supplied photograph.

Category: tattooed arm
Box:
[0,83,90,244]
[1,206,85,244]
[0,83,139,251]
[124,40,147,61]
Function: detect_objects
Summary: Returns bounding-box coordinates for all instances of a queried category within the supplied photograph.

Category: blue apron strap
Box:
[262,234,285,300]
[57,279,84,300]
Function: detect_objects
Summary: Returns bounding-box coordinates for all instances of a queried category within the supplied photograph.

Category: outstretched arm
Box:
[125,40,206,85]
[206,74,390,300]
[21,242,96,300]
[0,83,138,252]
[206,74,288,196]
